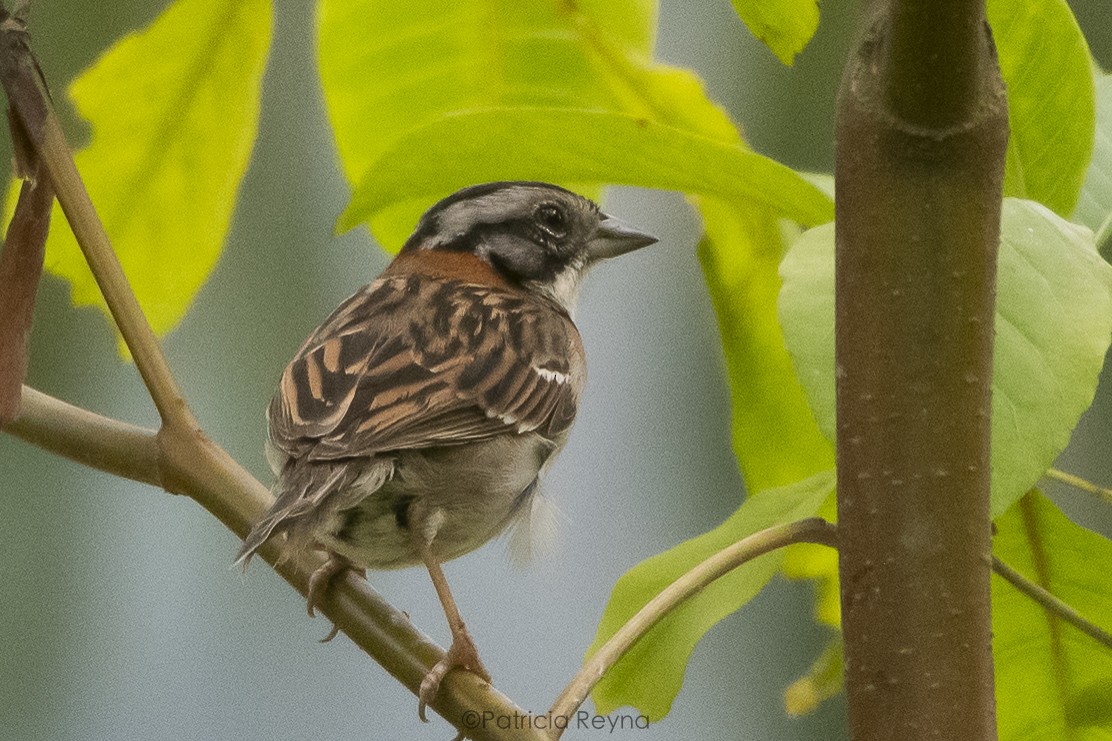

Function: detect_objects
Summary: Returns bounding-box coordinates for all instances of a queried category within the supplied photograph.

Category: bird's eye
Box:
[535,203,568,237]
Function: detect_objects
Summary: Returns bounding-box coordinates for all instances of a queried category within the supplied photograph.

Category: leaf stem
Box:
[992,556,1112,651]
[545,518,838,739]
[1044,468,1112,506]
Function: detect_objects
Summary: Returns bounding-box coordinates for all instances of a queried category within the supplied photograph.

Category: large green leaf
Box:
[338,109,832,239]
[319,0,653,246]
[990,0,1095,217]
[17,0,272,339]
[1073,71,1112,258]
[779,199,1112,517]
[587,471,835,720]
[994,492,1112,739]
[318,0,656,186]
[319,0,832,249]
[584,181,835,727]
[697,198,834,491]
[729,0,819,66]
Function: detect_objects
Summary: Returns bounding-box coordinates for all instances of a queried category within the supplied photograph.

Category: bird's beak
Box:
[587,215,658,261]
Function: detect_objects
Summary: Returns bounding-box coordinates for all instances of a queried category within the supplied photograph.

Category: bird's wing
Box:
[266,275,584,463]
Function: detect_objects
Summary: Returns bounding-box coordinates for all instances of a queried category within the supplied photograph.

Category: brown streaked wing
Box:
[267,276,584,461]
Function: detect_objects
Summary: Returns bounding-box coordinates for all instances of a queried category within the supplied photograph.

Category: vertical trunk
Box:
[834,1,1008,738]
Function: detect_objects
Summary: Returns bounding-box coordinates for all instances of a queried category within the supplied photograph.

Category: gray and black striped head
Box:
[401,182,657,310]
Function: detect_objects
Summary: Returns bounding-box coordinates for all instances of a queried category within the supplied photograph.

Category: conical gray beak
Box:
[587,214,658,261]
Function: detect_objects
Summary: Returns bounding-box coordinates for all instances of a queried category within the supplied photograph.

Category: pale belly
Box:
[317,433,557,569]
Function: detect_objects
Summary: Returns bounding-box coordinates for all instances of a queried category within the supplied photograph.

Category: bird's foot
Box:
[417,629,492,722]
[306,553,360,642]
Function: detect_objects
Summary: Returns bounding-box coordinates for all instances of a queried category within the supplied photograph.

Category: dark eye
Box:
[535,203,568,237]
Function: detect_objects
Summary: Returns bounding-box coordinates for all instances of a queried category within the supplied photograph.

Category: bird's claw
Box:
[417,637,492,723]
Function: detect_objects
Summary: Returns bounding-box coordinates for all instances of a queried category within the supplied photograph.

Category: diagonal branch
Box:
[1044,468,1112,507]
[991,556,1112,652]
[545,517,838,739]
[0,12,192,430]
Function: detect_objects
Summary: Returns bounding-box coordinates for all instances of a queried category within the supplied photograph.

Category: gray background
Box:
[2,1,1110,739]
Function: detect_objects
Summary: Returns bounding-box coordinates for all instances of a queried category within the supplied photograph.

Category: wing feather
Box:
[267,276,584,462]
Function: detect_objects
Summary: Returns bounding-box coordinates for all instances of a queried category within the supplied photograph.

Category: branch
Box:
[9,389,543,740]
[8,386,160,482]
[991,556,1112,652]
[0,155,51,424]
[885,0,984,126]
[545,518,838,739]
[1043,468,1112,507]
[834,0,1008,737]
[0,13,544,739]
[0,14,191,430]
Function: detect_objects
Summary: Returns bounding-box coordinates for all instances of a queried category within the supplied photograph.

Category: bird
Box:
[235,180,656,717]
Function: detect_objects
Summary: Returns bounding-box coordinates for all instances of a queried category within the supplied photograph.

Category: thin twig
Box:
[0,10,193,430]
[1043,468,1112,506]
[0,161,52,424]
[992,556,1112,652]
[545,517,838,739]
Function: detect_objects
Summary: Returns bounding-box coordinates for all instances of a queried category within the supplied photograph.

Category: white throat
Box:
[533,262,586,316]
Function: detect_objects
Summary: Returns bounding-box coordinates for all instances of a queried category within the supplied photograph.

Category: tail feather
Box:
[234,458,390,569]
[234,462,341,570]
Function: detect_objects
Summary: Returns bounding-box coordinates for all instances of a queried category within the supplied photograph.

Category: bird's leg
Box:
[413,530,492,722]
[307,551,360,643]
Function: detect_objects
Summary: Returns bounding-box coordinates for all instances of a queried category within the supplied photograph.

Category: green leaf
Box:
[15,0,272,341]
[319,0,828,250]
[990,0,1095,217]
[779,199,1112,516]
[784,636,844,717]
[729,0,819,66]
[994,492,1112,739]
[338,109,832,240]
[781,490,839,627]
[587,194,837,724]
[1073,72,1112,257]
[319,0,651,247]
[318,0,656,184]
[697,198,834,491]
[587,470,835,720]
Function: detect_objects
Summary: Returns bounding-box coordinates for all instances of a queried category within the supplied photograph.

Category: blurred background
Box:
[2,1,1110,739]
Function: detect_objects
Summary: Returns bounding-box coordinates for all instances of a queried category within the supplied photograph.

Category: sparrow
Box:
[235,181,656,716]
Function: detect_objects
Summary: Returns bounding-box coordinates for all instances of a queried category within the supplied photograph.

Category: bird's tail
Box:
[233,462,349,570]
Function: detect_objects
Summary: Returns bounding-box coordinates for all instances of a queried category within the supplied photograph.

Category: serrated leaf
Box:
[993,492,1112,739]
[990,0,1095,217]
[338,109,832,239]
[586,193,836,725]
[1073,72,1112,257]
[779,199,1112,517]
[11,0,272,342]
[729,0,819,66]
[587,471,835,720]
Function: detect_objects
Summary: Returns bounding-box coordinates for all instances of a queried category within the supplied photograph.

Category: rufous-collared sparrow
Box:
[236,181,656,715]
